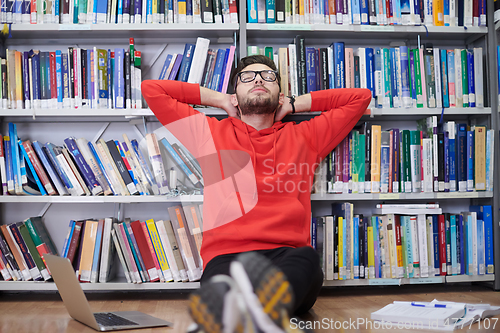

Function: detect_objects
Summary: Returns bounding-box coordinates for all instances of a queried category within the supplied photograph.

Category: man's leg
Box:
[262,247,324,316]
[200,253,238,285]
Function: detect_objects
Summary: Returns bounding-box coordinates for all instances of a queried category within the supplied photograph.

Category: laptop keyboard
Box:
[94,313,139,327]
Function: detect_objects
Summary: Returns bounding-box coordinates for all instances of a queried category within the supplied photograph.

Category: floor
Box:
[0,284,499,332]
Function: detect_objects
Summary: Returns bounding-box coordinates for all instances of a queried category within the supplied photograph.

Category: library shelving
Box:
[0,1,499,293]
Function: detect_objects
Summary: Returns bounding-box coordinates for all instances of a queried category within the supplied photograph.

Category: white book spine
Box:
[155,221,178,282]
[426,216,435,276]
[410,216,420,278]
[454,49,463,107]
[433,48,442,108]
[474,48,483,108]
[422,138,433,192]
[417,214,429,277]
[56,153,85,196]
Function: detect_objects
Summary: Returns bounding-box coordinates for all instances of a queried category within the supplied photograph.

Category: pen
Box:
[411,302,448,308]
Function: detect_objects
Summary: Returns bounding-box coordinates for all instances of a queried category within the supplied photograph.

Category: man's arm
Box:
[297,88,372,160]
[275,93,312,121]
[199,86,240,119]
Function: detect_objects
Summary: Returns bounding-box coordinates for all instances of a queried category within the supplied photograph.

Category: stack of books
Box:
[0,216,57,282]
[0,123,203,196]
[314,203,494,281]
[249,0,486,27]
[0,0,238,24]
[57,203,203,284]
[313,116,494,195]
[253,38,484,110]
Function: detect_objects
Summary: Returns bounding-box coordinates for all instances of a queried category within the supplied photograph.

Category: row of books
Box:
[1,123,203,196]
[1,39,143,110]
[313,203,494,281]
[314,116,494,195]
[248,0,487,27]
[158,37,236,94]
[57,204,203,284]
[0,216,58,282]
[0,0,238,24]
[256,37,484,109]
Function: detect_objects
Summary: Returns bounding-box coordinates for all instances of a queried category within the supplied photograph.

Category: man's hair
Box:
[231,55,281,91]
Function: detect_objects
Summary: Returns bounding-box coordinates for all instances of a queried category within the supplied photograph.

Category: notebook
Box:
[44,254,172,331]
[371,299,500,331]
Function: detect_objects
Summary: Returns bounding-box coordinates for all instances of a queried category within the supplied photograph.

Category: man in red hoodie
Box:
[142,55,372,332]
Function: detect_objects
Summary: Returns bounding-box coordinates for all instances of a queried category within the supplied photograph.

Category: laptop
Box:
[44,254,173,331]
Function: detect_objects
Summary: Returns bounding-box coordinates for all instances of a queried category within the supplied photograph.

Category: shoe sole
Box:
[189,282,247,333]
[233,252,295,331]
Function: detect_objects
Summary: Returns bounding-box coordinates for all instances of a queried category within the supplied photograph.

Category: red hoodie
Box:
[141,80,372,268]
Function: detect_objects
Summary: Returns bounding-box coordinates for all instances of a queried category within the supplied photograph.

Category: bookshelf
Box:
[0,2,499,292]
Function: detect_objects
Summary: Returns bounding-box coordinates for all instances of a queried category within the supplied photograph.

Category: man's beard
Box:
[236,89,279,116]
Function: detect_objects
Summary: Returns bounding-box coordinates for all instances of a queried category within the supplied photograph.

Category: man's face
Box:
[233,63,282,116]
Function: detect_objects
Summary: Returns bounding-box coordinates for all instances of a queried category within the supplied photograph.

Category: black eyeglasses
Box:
[236,70,279,84]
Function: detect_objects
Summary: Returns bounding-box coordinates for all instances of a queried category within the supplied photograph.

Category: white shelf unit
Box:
[0,3,498,292]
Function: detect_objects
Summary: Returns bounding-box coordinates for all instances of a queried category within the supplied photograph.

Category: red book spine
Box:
[30,0,37,24]
[438,214,447,276]
[473,0,479,26]
[22,140,57,195]
[130,220,159,282]
[66,221,83,264]
[50,52,57,102]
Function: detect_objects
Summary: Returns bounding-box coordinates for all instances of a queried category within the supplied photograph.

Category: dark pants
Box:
[200,246,324,316]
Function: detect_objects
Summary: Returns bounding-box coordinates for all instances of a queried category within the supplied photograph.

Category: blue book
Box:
[247,0,257,22]
[9,123,22,194]
[21,52,30,108]
[380,131,390,192]
[87,141,115,195]
[29,50,41,108]
[4,136,13,194]
[374,47,383,108]
[444,131,449,191]
[456,123,467,191]
[477,219,484,275]
[360,0,369,24]
[399,46,411,107]
[217,48,230,92]
[18,141,46,195]
[466,49,475,108]
[131,139,158,194]
[440,49,449,108]
[159,54,173,80]
[62,220,76,258]
[168,54,183,80]
[90,220,104,282]
[333,42,345,89]
[44,143,73,194]
[133,0,142,22]
[457,214,464,274]
[447,50,456,106]
[107,50,113,108]
[466,130,474,192]
[413,0,420,22]
[32,141,68,196]
[178,43,196,82]
[450,215,457,275]
[63,137,103,195]
[466,213,473,275]
[353,216,359,279]
[482,206,494,274]
[159,138,199,186]
[146,0,152,22]
[389,48,398,108]
[265,0,275,23]
[61,53,69,107]
[115,141,142,195]
[45,52,51,106]
[311,217,316,250]
[365,48,375,98]
[55,50,63,107]
[409,50,417,107]
[209,48,227,91]
[306,47,317,93]
[373,216,380,278]
[114,48,125,109]
[443,0,450,26]
[351,0,360,24]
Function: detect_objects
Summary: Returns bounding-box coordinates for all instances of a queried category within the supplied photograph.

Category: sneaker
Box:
[230,252,303,333]
[188,275,257,333]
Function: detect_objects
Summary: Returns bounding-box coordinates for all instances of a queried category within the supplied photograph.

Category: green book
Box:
[413,49,423,108]
[400,217,408,278]
[264,46,273,60]
[359,133,366,187]
[423,44,436,108]
[461,49,469,107]
[97,49,108,108]
[351,131,359,193]
[17,222,50,281]
[383,48,392,108]
[30,216,58,256]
